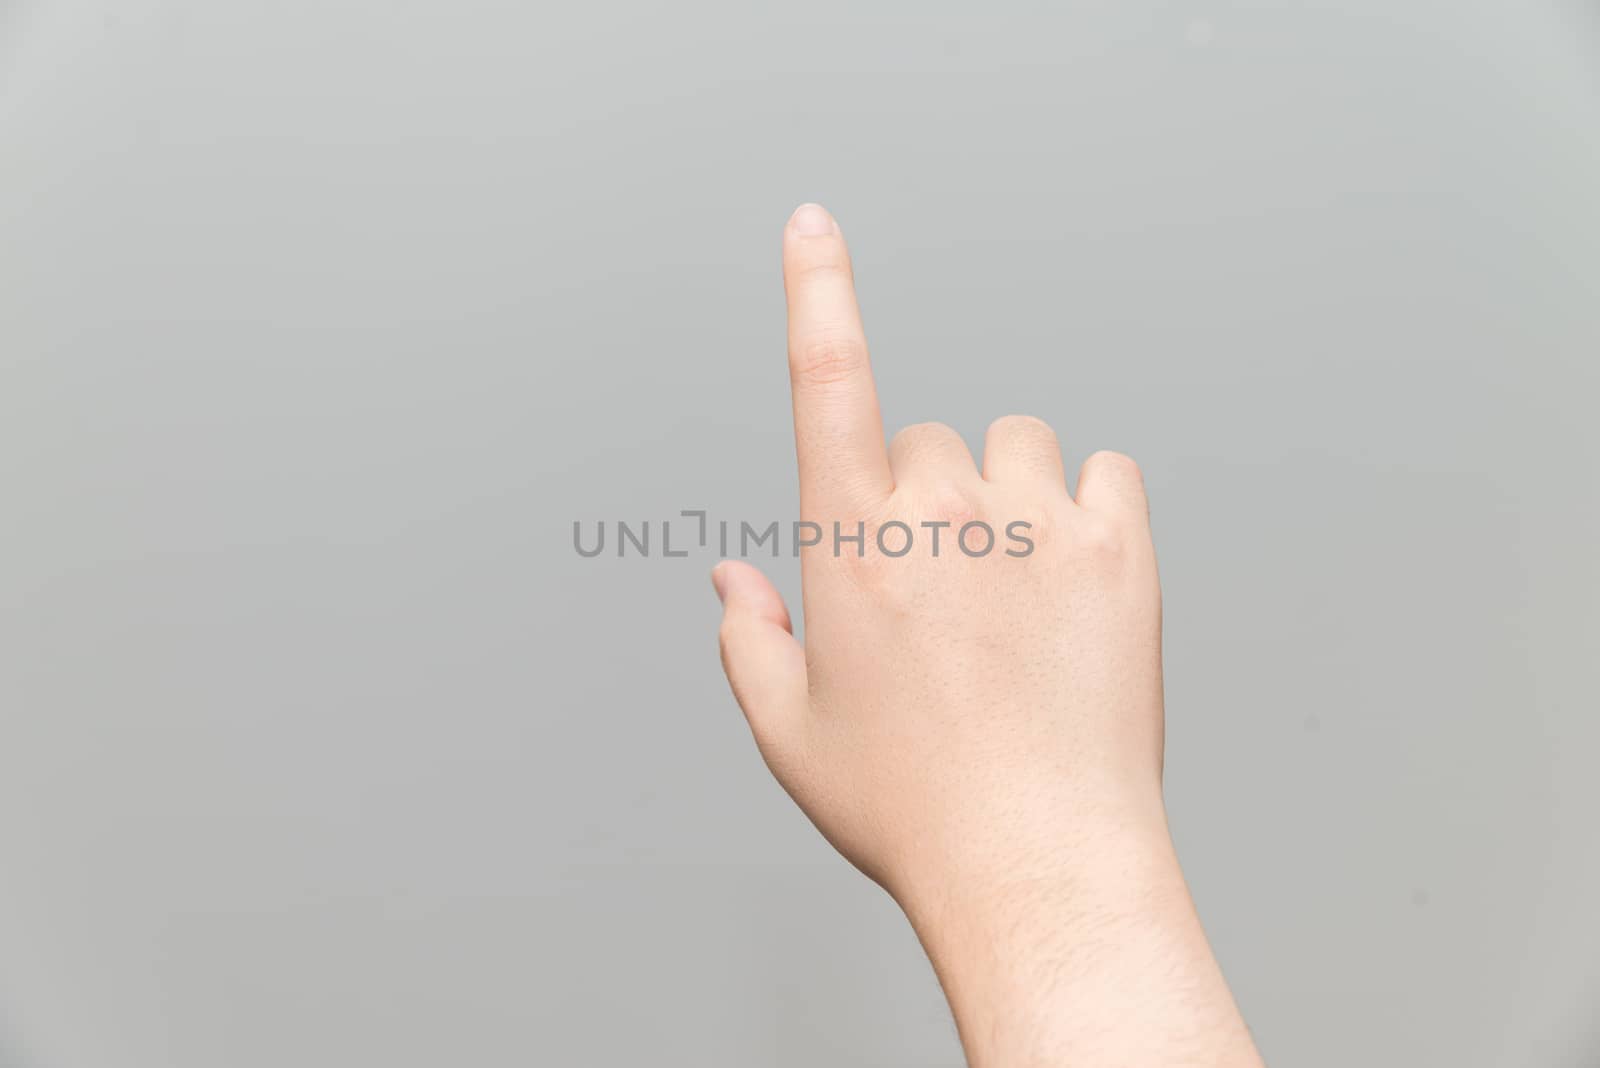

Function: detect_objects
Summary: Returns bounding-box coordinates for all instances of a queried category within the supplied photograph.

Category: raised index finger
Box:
[782,204,893,513]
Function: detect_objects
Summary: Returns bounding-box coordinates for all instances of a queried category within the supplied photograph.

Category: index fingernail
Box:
[790,203,836,236]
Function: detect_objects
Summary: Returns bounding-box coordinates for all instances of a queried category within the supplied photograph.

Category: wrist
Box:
[890,793,1262,1067]
[895,790,1184,946]
[887,778,1176,925]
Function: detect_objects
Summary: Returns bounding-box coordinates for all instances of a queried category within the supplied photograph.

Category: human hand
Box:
[713,204,1261,1066]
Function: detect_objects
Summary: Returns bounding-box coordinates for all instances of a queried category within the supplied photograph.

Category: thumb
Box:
[712,561,808,766]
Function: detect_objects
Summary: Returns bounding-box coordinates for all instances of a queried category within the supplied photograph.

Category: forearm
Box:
[898,799,1262,1068]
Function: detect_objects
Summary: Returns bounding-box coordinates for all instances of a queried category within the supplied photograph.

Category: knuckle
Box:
[828,534,894,592]
[921,479,978,527]
[716,619,740,659]
[1085,449,1142,482]
[790,335,867,387]
[1001,499,1056,546]
[1075,513,1127,562]
[891,421,957,452]
[788,253,851,284]
[988,414,1056,440]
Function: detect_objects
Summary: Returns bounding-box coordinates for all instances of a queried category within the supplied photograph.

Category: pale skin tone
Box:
[712,203,1265,1067]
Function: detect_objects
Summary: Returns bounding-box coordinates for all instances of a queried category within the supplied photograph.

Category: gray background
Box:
[1,1,1597,1065]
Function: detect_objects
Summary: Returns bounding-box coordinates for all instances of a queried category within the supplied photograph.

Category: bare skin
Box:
[712,203,1264,1067]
